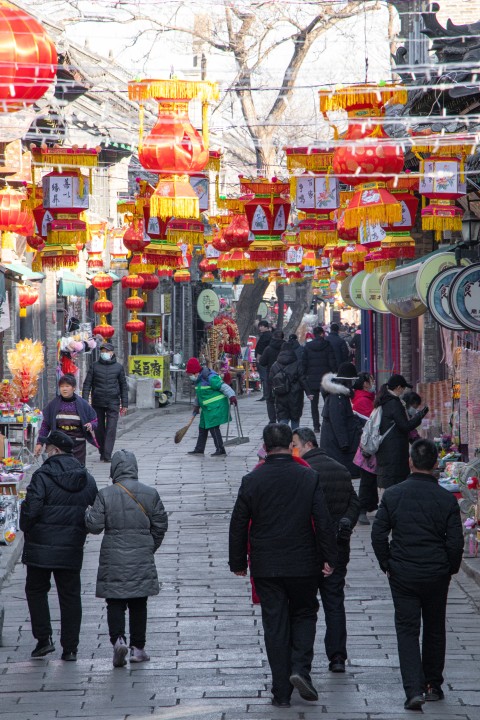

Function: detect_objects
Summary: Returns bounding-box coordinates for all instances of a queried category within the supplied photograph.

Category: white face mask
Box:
[101,352,112,361]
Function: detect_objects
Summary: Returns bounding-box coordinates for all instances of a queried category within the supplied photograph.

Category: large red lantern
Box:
[0,188,34,234]
[91,272,114,339]
[222,214,252,250]
[18,284,38,317]
[123,217,148,253]
[124,274,145,344]
[0,2,57,112]
[241,178,290,267]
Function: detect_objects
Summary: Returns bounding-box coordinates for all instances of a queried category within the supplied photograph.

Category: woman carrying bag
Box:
[85,450,168,667]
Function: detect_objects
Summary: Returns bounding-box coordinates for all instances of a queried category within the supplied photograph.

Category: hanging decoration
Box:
[18,284,38,317]
[7,338,45,403]
[241,178,290,267]
[91,272,114,339]
[124,274,145,343]
[86,222,107,269]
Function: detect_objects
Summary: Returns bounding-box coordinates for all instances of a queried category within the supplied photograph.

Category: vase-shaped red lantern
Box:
[241,177,290,267]
[222,214,252,250]
[0,2,57,112]
[91,272,114,339]
[18,284,38,317]
[173,268,191,283]
[0,188,35,234]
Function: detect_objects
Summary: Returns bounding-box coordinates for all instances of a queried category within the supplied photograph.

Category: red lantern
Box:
[0,2,57,112]
[26,235,45,251]
[125,318,145,344]
[91,272,113,290]
[199,257,218,273]
[93,300,114,315]
[125,295,145,311]
[93,324,115,339]
[201,271,215,283]
[241,273,255,285]
[92,272,114,338]
[139,273,159,292]
[124,274,145,290]
[174,268,191,283]
[18,285,38,317]
[222,214,252,250]
[241,178,290,267]
[0,189,34,234]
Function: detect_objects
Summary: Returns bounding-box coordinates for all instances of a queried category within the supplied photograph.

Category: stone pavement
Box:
[1,395,480,720]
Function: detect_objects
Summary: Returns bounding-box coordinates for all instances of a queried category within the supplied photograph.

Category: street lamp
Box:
[461,201,480,246]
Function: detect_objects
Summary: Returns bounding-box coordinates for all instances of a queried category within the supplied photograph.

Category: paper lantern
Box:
[93,299,113,315]
[199,257,218,273]
[18,284,38,317]
[93,324,115,339]
[92,272,114,338]
[241,178,289,267]
[125,295,145,311]
[174,268,191,283]
[167,217,204,248]
[222,214,252,250]
[123,218,148,253]
[217,249,256,273]
[91,272,113,290]
[0,188,34,234]
[125,318,145,343]
[241,273,255,285]
[201,271,215,283]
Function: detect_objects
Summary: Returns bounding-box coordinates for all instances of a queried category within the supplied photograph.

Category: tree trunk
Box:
[284,282,313,337]
[276,283,285,330]
[235,278,269,344]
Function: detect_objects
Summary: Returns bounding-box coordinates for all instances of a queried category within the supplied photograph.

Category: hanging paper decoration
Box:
[7,338,45,403]
[222,214,252,250]
[86,222,107,269]
[124,274,145,343]
[109,227,129,269]
[173,268,191,283]
[18,284,38,317]
[91,272,114,339]
[241,178,290,267]
[0,188,35,235]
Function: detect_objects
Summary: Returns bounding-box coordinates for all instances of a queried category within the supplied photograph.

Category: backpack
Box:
[359,406,394,456]
[271,366,291,396]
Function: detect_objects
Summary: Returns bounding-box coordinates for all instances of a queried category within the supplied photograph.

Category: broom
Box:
[174,415,196,444]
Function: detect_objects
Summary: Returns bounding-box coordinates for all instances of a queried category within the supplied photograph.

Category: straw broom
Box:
[174,415,196,444]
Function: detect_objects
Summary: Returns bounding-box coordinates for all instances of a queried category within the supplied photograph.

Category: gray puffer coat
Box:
[85,449,168,599]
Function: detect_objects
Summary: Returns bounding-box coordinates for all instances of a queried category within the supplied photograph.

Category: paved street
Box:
[1,395,480,720]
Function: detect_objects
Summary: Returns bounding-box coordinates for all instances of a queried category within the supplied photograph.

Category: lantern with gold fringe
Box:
[91,272,114,339]
[201,271,215,283]
[124,274,145,344]
[18,285,38,317]
[241,272,255,285]
[174,268,191,283]
[167,217,205,249]
[218,249,256,274]
[241,178,289,267]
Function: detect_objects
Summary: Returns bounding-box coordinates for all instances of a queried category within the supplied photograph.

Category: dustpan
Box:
[224,403,250,446]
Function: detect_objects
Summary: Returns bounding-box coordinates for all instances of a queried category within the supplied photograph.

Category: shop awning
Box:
[1,262,45,281]
[58,271,87,298]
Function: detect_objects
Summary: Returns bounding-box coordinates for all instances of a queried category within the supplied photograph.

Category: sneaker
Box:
[113,637,128,667]
[289,673,318,701]
[404,695,425,710]
[358,511,370,525]
[425,685,444,702]
[329,655,345,673]
[211,449,226,456]
[130,646,150,663]
[31,637,55,658]
[61,651,77,661]
[272,697,290,707]
[256,397,266,402]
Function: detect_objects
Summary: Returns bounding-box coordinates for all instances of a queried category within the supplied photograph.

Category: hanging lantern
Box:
[299,249,318,268]
[91,272,114,339]
[201,271,215,283]
[217,249,256,273]
[26,234,45,252]
[86,222,106,269]
[241,273,255,285]
[199,256,218,273]
[123,217,148,253]
[167,217,205,249]
[364,249,396,273]
[0,2,57,113]
[124,274,145,344]
[18,285,38,317]
[124,318,145,343]
[109,228,129,269]
[0,188,35,234]
[222,214,252,250]
[93,299,114,315]
[342,243,367,264]
[139,272,159,303]
[241,178,290,267]
[174,268,191,283]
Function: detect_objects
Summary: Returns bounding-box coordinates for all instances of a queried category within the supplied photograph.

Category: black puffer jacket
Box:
[320,373,362,477]
[229,454,337,576]
[327,331,350,367]
[375,392,423,488]
[20,454,97,570]
[82,354,128,409]
[269,348,311,421]
[259,336,283,372]
[302,337,337,390]
[302,448,360,526]
[255,330,272,359]
[371,472,464,580]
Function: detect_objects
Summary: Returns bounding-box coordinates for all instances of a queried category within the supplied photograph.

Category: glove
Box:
[192,407,200,416]
[420,405,429,418]
[337,517,352,542]
[230,396,238,406]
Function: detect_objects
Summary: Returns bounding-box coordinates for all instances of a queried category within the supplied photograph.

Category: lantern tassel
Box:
[343,203,402,230]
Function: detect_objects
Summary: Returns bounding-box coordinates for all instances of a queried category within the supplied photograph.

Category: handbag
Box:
[116,482,150,526]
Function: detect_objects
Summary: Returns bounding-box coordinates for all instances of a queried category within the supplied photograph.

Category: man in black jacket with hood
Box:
[20,431,97,661]
[327,323,350,368]
[372,439,464,711]
[293,427,360,673]
[229,423,337,708]
[302,326,337,432]
[82,342,128,462]
[259,330,284,423]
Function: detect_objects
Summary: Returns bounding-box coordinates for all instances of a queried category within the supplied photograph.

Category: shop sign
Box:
[361,271,389,313]
[340,275,354,308]
[427,267,465,331]
[197,289,220,323]
[349,271,369,310]
[449,263,480,332]
[416,251,469,304]
[128,355,171,391]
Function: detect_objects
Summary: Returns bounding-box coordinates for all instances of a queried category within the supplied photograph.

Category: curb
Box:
[461,557,480,588]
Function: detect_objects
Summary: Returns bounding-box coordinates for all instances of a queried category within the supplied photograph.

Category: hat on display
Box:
[186,357,202,374]
[336,362,358,380]
[45,430,75,454]
[387,373,413,390]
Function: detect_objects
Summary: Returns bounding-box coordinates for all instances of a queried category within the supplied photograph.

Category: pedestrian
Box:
[287,333,304,362]
[349,325,362,365]
[82,342,128,463]
[255,320,271,401]
[269,342,313,430]
[375,375,428,489]
[229,423,337,707]
[35,374,98,466]
[185,357,237,456]
[352,372,378,525]
[20,431,97,661]
[302,326,337,433]
[258,329,284,423]
[371,439,464,710]
[320,362,362,477]
[327,322,350,367]
[85,450,168,667]
[292,427,360,673]
[404,390,423,443]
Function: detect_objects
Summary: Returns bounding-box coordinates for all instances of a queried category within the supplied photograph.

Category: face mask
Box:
[189,374,198,382]
[101,352,112,361]
[369,384,376,393]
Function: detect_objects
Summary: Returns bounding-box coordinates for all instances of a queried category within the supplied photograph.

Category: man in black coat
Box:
[302,326,337,432]
[269,345,312,429]
[293,427,360,673]
[229,423,337,708]
[327,323,350,368]
[82,342,128,462]
[20,431,97,660]
[259,330,284,423]
[255,320,271,401]
[372,439,464,711]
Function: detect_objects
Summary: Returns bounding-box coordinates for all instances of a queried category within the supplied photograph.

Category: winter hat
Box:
[305,332,314,340]
[387,373,413,390]
[102,342,115,352]
[186,357,202,374]
[45,430,74,454]
[336,362,358,380]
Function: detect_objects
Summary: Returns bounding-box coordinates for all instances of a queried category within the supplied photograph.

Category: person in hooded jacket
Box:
[320,362,361,477]
[82,342,128,463]
[85,449,168,667]
[375,375,428,489]
[20,431,97,661]
[269,343,313,430]
[259,330,284,423]
[302,326,337,432]
[327,323,350,367]
[352,372,378,525]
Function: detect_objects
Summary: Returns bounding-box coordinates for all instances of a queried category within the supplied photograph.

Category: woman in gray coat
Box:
[85,449,168,667]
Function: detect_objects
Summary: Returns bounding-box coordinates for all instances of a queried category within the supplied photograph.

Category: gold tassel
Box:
[343,203,402,230]
[298,230,336,248]
[202,101,209,149]
[47,229,87,245]
[31,151,98,167]
[128,79,219,103]
[290,177,297,199]
[167,229,204,245]
[285,153,334,172]
[421,216,462,233]
[149,195,199,220]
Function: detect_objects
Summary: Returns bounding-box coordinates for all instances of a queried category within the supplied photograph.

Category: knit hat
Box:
[186,357,202,374]
[305,332,314,340]
[45,430,75,454]
[336,362,358,380]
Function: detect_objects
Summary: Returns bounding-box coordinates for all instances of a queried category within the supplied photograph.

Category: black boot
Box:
[211,448,226,456]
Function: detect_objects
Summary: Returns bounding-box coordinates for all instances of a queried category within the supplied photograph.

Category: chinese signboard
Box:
[43,175,90,209]
[128,355,171,390]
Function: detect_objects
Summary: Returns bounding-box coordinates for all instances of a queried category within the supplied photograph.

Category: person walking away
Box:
[371,439,463,710]
[352,372,377,524]
[259,329,284,424]
[85,449,168,667]
[302,326,337,433]
[229,423,337,707]
[292,427,359,673]
[349,325,362,366]
[320,363,362,477]
[287,334,304,362]
[375,375,428,489]
[327,323,350,367]
[269,343,313,431]
[255,320,271,401]
[36,374,97,466]
[82,342,128,462]
[185,357,236,456]
[20,431,97,661]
